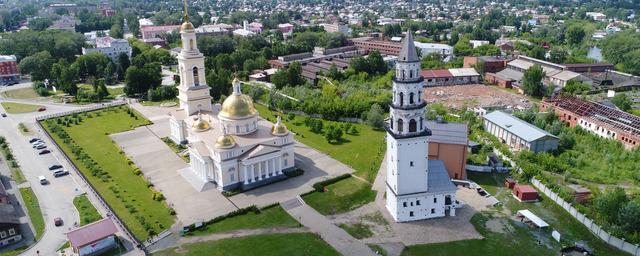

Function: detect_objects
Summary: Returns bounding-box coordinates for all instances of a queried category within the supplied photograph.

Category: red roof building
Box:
[66,218,118,256]
[513,184,538,202]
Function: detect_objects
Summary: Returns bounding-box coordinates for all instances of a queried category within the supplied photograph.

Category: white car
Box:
[38,176,48,185]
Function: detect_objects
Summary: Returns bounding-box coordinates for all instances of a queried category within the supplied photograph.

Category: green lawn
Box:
[19,187,44,240]
[0,102,43,114]
[402,213,556,256]
[0,87,39,99]
[303,177,376,215]
[73,194,102,225]
[339,222,374,239]
[140,98,178,106]
[41,106,174,241]
[77,84,124,97]
[467,172,508,195]
[255,104,385,182]
[187,206,299,236]
[153,233,339,256]
[161,137,189,162]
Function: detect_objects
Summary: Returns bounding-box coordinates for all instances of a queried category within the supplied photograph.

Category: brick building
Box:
[141,25,180,40]
[540,96,640,149]
[351,37,401,56]
[425,120,468,180]
[0,55,20,83]
[463,56,513,73]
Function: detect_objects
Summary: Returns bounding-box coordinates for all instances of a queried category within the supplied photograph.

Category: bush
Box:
[148,86,177,101]
[32,81,50,96]
[152,192,164,201]
[284,168,304,177]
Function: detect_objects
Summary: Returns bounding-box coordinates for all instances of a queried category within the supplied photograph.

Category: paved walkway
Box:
[282,197,376,256]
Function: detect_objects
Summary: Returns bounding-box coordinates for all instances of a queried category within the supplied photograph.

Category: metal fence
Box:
[531,178,640,255]
[34,102,142,249]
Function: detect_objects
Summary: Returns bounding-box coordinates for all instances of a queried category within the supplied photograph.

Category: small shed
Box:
[516,209,549,228]
[513,184,538,202]
[504,177,516,189]
[567,184,591,203]
[66,218,118,256]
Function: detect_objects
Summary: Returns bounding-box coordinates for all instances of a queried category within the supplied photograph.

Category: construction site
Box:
[422,84,533,110]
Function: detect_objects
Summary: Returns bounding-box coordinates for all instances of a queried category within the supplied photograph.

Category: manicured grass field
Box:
[153,233,339,256]
[187,206,299,236]
[401,213,556,256]
[303,177,376,215]
[41,107,174,241]
[0,87,39,99]
[0,102,43,114]
[77,84,124,97]
[255,104,385,182]
[73,194,102,225]
[19,187,44,240]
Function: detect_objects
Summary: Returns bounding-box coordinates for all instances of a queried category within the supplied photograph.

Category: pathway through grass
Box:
[73,194,102,225]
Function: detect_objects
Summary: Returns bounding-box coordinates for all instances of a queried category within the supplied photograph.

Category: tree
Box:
[74,52,111,80]
[324,125,343,143]
[271,69,288,89]
[617,202,640,235]
[109,24,123,39]
[124,63,161,96]
[594,188,629,224]
[382,23,402,38]
[562,80,590,95]
[116,53,130,80]
[566,25,586,45]
[549,47,568,64]
[366,103,385,129]
[612,93,632,111]
[326,64,344,80]
[367,51,388,75]
[522,64,545,97]
[18,51,54,81]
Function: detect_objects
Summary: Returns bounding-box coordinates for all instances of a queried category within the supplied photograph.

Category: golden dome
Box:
[219,78,258,119]
[215,134,236,149]
[191,115,210,132]
[181,21,194,31]
[271,116,289,136]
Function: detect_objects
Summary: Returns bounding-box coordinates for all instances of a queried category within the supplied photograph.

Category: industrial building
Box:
[426,120,468,180]
[483,111,559,153]
[540,96,640,149]
[421,68,480,87]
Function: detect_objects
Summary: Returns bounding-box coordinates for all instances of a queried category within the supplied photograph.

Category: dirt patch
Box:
[485,218,508,234]
[423,84,533,110]
[173,246,189,254]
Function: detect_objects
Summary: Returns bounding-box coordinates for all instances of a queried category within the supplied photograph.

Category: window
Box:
[416,200,420,205]
[230,174,235,182]
[403,202,407,207]
[8,229,14,236]
[0,231,5,238]
[409,92,414,104]
[397,119,404,133]
[434,197,437,203]
[192,67,200,86]
[431,209,435,214]
[410,161,414,167]
[399,92,404,106]
[409,211,414,217]
[189,39,194,50]
[409,70,413,78]
[409,119,417,132]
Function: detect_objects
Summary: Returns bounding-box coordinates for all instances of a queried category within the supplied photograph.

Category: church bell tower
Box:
[176,0,212,116]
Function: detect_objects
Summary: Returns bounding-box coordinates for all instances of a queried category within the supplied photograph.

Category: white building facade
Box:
[169,11,295,192]
[81,37,132,62]
[385,31,457,222]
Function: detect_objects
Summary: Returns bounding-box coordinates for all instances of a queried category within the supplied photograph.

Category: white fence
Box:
[466,165,493,172]
[531,178,640,255]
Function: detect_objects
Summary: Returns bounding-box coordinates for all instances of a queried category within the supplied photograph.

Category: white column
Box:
[277,157,282,175]
[251,164,256,183]
[270,159,275,176]
[266,160,271,178]
[258,162,263,180]
[243,165,248,184]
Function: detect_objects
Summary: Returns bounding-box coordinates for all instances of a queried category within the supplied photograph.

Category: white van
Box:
[38,176,48,185]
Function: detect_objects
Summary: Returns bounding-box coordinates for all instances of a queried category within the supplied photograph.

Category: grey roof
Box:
[0,204,19,224]
[427,160,457,193]
[398,30,419,62]
[495,68,524,81]
[426,121,468,145]
[483,111,558,142]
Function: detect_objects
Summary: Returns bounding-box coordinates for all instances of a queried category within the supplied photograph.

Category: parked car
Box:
[48,165,63,170]
[39,176,48,185]
[32,142,45,148]
[1,113,6,117]
[29,138,40,143]
[38,150,50,155]
[37,107,46,112]
[54,217,63,226]
[35,145,46,150]
[53,170,69,177]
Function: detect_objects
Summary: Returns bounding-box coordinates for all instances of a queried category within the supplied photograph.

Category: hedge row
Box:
[312,173,352,192]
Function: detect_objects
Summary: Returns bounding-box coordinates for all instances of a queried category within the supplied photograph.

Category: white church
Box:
[385,31,458,222]
[168,7,296,192]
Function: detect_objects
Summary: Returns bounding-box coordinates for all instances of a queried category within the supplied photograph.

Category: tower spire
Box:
[183,0,190,23]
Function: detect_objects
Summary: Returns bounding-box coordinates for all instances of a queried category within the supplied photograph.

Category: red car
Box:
[37,107,46,112]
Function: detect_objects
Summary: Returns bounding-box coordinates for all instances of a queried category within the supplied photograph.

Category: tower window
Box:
[192,67,200,86]
[397,119,404,133]
[399,92,404,106]
[416,200,420,205]
[434,197,437,203]
[409,92,414,104]
[409,211,414,217]
[410,161,414,167]
[409,119,417,132]
[189,39,194,50]
[403,202,407,207]
[431,209,435,214]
